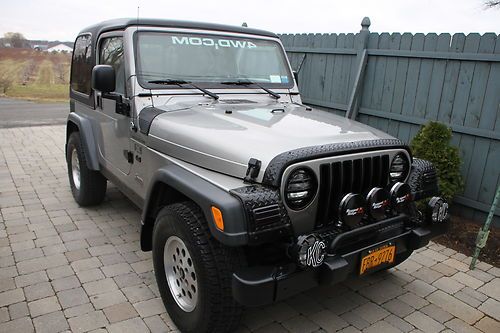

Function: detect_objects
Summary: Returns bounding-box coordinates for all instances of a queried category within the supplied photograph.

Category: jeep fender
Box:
[66,113,100,171]
[140,164,249,250]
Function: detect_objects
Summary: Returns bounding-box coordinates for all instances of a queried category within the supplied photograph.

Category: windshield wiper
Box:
[220,80,281,99]
[148,79,219,100]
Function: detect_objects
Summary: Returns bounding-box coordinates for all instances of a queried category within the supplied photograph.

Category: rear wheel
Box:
[152,202,244,333]
[66,132,107,206]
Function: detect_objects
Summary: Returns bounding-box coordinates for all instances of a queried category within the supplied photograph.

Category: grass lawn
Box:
[7,84,69,102]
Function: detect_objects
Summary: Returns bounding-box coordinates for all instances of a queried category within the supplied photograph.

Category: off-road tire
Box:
[152,201,244,333]
[66,132,107,206]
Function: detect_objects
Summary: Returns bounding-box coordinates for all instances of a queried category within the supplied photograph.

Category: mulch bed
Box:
[434,214,500,268]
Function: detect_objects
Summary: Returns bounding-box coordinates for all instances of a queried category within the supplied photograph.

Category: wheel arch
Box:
[66,113,100,171]
[140,164,249,251]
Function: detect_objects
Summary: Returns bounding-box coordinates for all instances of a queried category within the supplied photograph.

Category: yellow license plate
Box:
[359,244,396,275]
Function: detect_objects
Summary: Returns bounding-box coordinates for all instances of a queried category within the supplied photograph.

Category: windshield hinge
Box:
[244,158,262,183]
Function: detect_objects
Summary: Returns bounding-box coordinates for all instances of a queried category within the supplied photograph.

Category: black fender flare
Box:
[140,164,249,250]
[66,113,100,171]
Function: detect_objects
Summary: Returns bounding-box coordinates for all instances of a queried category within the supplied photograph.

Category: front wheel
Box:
[152,202,244,333]
[66,132,107,206]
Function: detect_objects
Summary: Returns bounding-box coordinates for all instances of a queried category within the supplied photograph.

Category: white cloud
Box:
[0,0,498,41]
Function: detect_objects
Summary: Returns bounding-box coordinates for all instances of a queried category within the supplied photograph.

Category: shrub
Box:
[410,121,463,201]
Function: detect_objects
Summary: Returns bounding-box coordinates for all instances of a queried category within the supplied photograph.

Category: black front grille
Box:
[316,154,390,227]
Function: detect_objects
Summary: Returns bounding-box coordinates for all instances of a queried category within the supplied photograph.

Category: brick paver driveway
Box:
[0,125,499,333]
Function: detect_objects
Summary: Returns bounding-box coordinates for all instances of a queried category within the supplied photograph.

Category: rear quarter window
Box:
[70,34,93,95]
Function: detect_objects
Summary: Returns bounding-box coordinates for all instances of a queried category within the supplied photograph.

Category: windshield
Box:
[135,32,293,88]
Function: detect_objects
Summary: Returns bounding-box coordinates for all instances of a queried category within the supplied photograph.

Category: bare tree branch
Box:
[484,1,500,8]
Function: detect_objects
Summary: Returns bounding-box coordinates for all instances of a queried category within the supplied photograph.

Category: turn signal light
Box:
[211,206,224,231]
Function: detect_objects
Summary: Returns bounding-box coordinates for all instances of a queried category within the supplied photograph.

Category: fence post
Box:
[346,17,371,119]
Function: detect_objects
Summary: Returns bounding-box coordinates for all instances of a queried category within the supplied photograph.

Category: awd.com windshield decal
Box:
[172,36,257,49]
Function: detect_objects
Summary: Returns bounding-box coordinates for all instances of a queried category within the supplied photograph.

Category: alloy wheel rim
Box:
[164,236,198,312]
[71,148,81,190]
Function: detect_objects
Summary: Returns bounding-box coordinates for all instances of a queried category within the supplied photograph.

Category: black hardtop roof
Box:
[79,18,278,39]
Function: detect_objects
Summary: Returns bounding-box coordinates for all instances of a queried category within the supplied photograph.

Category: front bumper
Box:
[232,218,448,307]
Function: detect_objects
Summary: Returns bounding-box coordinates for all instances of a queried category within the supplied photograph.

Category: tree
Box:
[484,1,500,8]
[3,32,27,48]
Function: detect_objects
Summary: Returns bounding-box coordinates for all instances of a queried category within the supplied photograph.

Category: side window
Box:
[99,37,125,95]
[70,34,92,95]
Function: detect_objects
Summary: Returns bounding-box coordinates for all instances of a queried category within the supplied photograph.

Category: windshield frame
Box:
[133,29,294,90]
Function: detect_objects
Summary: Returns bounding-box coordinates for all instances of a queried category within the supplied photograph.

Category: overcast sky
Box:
[0,0,498,41]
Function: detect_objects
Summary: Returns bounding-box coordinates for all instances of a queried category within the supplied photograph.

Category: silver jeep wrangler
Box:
[66,18,449,333]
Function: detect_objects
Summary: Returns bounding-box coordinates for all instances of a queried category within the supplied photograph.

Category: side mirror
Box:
[293,70,299,85]
[92,65,115,93]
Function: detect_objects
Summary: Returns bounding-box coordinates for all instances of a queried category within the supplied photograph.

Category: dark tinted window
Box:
[99,37,125,95]
[70,34,92,95]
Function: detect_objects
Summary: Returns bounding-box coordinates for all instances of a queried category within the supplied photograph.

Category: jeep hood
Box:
[147,101,395,182]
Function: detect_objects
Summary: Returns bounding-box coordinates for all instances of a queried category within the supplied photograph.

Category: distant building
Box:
[47,43,73,53]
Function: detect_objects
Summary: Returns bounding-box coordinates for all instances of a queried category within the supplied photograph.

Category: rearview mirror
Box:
[92,65,115,93]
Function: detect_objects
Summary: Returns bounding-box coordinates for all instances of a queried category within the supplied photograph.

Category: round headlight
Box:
[285,168,317,210]
[390,153,410,182]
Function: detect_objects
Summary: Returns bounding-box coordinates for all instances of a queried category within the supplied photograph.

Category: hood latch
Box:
[244,158,262,183]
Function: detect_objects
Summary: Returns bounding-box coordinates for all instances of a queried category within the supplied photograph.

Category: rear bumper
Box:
[232,220,448,307]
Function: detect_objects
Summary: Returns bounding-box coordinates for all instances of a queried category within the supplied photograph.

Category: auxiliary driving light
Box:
[293,234,326,268]
[366,187,390,220]
[426,197,449,224]
[339,193,366,228]
[390,182,412,213]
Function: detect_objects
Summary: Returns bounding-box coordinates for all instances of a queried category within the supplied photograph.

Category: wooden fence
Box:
[279,18,500,223]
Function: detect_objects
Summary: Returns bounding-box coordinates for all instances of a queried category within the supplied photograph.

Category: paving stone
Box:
[0,307,9,323]
[0,316,34,332]
[477,278,500,301]
[8,301,29,320]
[444,318,482,333]
[122,284,155,303]
[68,310,108,333]
[478,298,500,321]
[65,249,91,262]
[454,290,483,308]
[88,244,116,257]
[14,270,48,288]
[432,276,465,294]
[363,320,401,333]
[427,290,483,324]
[28,295,61,317]
[113,272,142,288]
[381,298,415,317]
[351,302,389,324]
[76,268,105,283]
[339,311,370,330]
[34,310,68,333]
[397,292,429,309]
[0,288,25,307]
[47,265,74,280]
[71,257,102,272]
[16,253,67,275]
[451,271,484,289]
[24,281,54,301]
[442,258,469,272]
[101,262,132,278]
[0,277,15,292]
[133,297,165,317]
[404,279,436,297]
[405,311,445,333]
[51,275,80,292]
[144,315,170,333]
[411,266,443,284]
[57,287,90,308]
[474,316,500,333]
[130,259,153,274]
[467,269,494,283]
[431,262,458,276]
[103,302,138,323]
[63,302,95,319]
[308,309,349,332]
[358,280,404,304]
[90,290,127,310]
[281,315,319,333]
[107,317,149,333]
[420,303,453,323]
[384,314,414,332]
[262,301,298,322]
[83,278,118,296]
